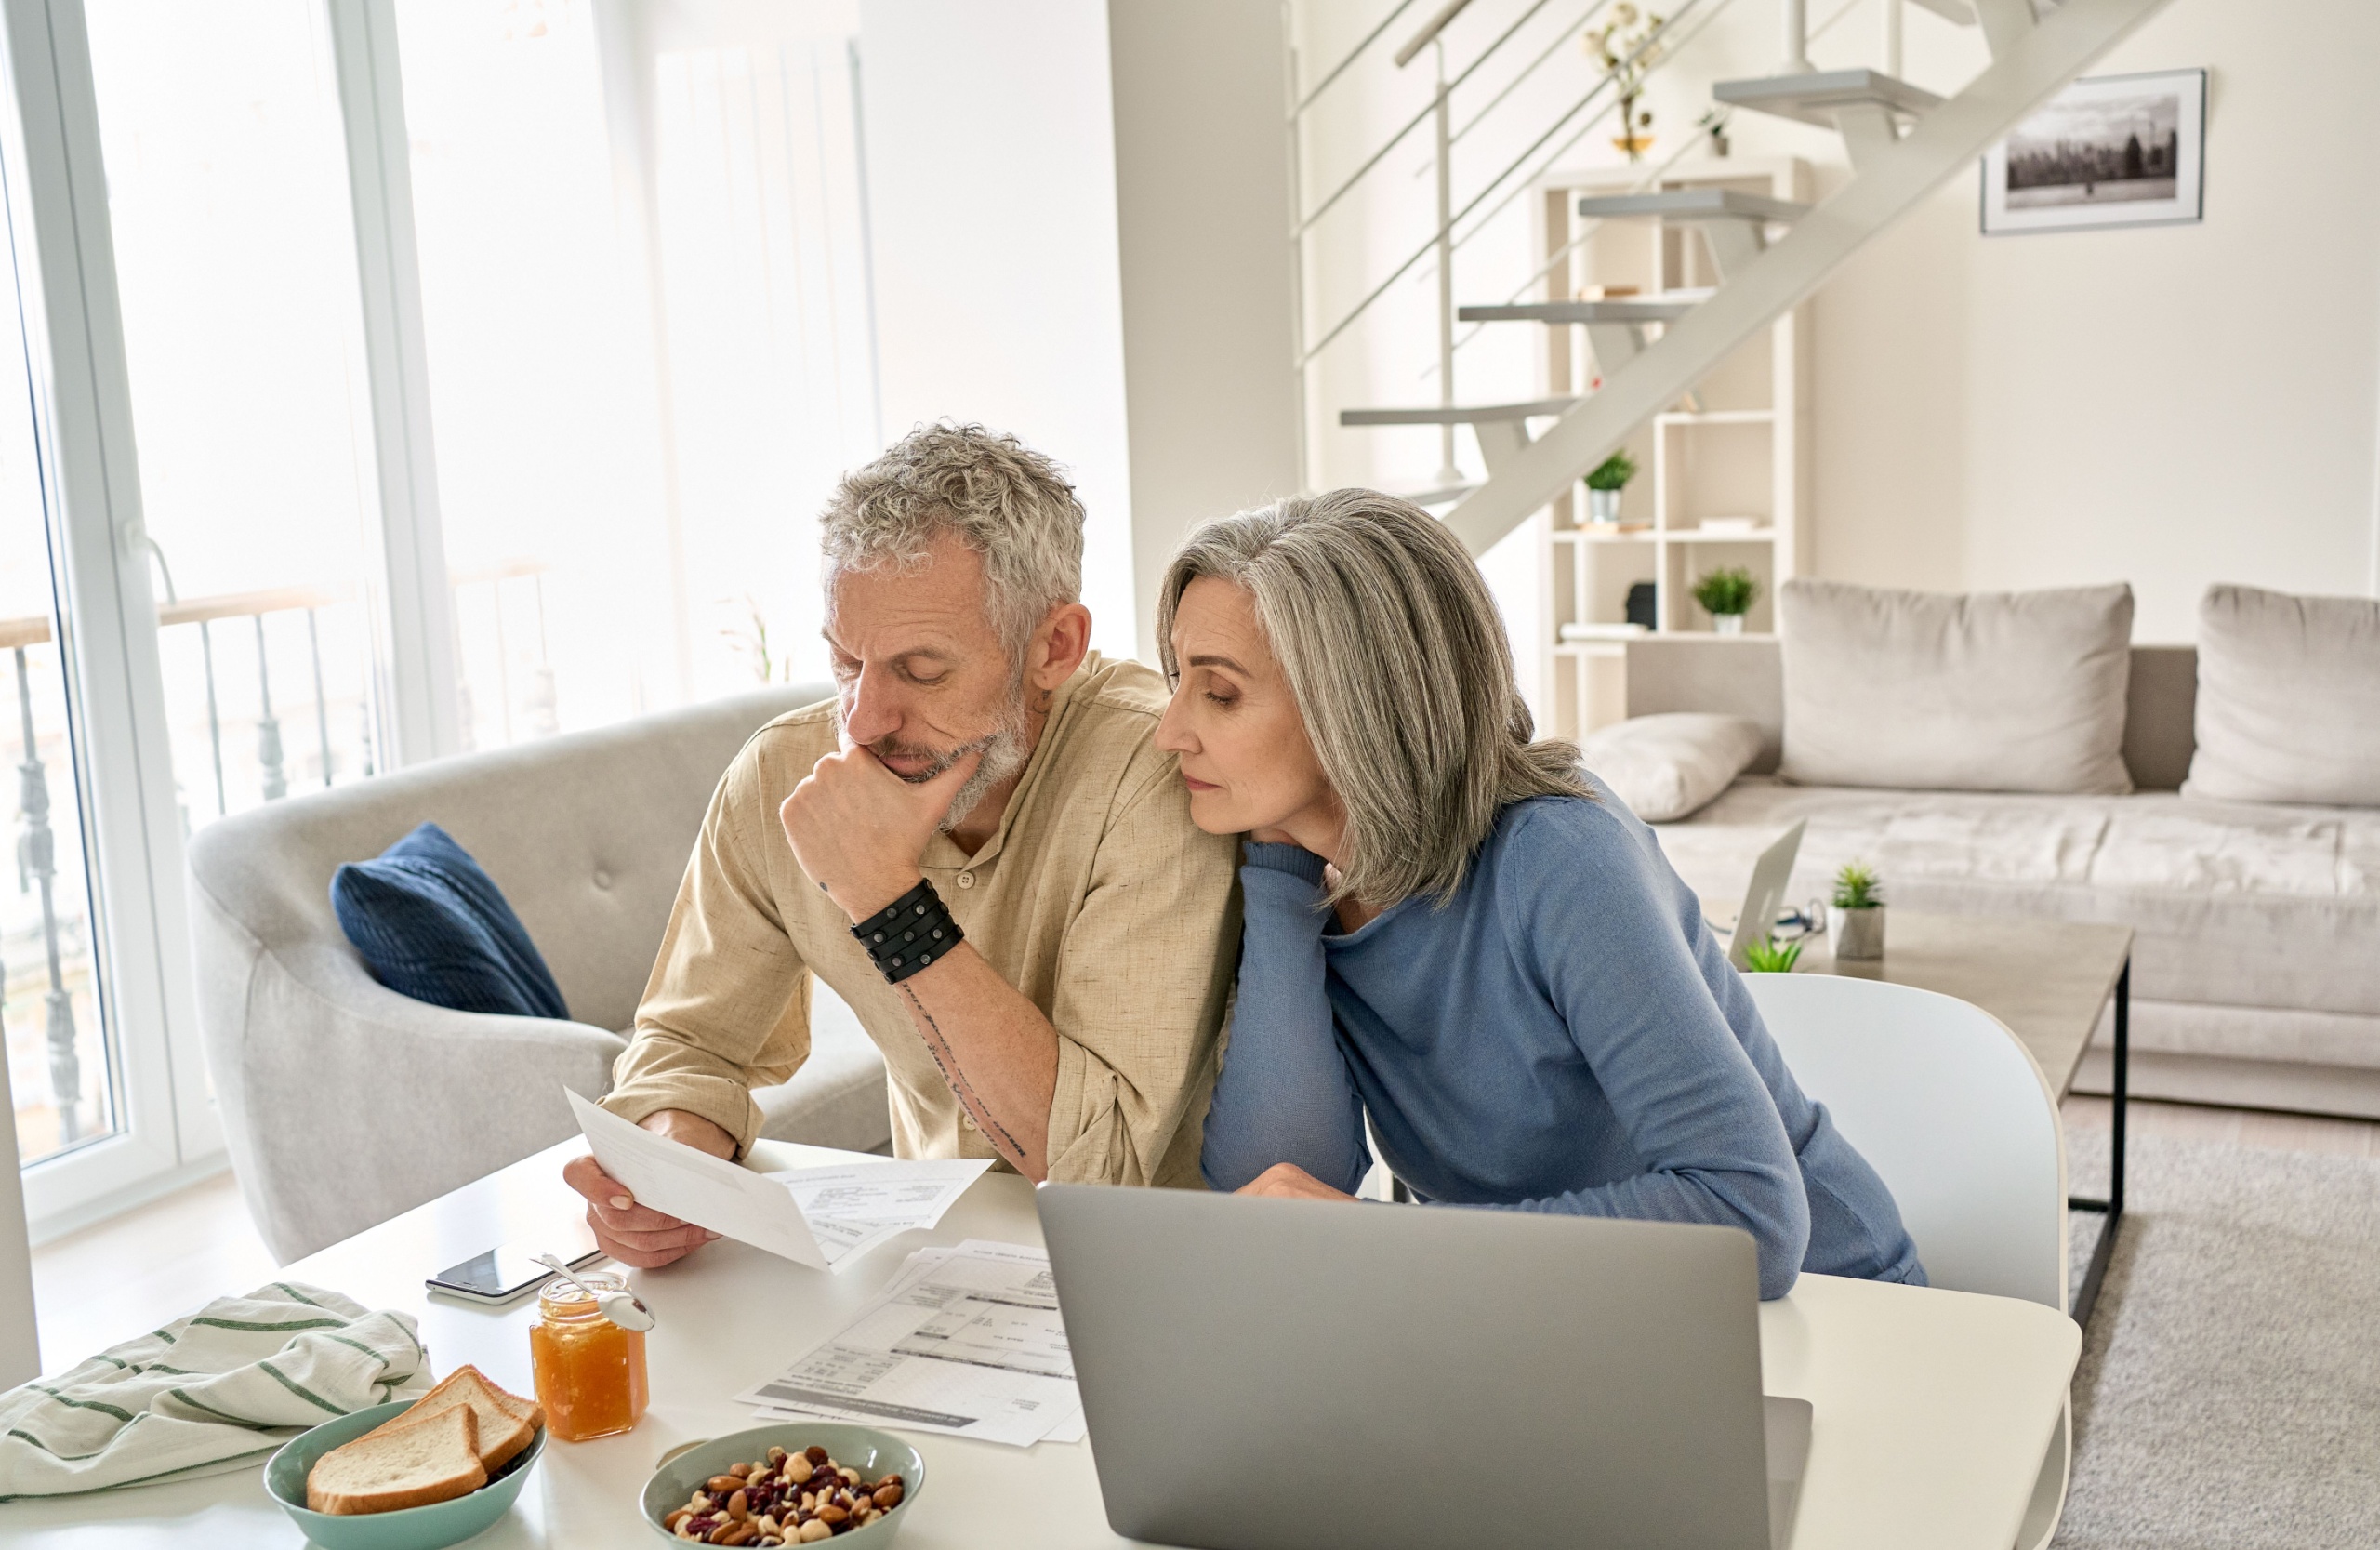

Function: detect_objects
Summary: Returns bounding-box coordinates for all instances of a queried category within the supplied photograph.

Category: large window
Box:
[394,0,879,738]
[9,0,886,1227]
[0,327,112,1171]
[641,12,882,696]
[85,0,388,827]
[0,0,219,1223]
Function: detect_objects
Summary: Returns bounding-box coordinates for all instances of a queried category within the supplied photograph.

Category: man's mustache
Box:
[869,732,998,784]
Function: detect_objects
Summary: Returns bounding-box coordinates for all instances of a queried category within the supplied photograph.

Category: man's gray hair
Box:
[820,422,1086,659]
[1157,488,1591,909]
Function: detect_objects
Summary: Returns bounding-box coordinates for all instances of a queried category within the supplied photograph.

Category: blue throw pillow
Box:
[331,822,569,1020]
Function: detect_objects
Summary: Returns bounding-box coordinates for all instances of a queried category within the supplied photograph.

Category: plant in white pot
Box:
[1691,566,1759,634]
[1583,450,1635,525]
[1832,860,1885,961]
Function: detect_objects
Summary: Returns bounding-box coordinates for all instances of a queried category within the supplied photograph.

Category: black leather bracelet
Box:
[850,879,965,985]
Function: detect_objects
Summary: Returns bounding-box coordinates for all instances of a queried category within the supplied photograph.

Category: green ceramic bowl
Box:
[264,1398,546,1550]
[640,1423,924,1547]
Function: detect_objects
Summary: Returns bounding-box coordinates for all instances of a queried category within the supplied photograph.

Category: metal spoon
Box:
[535,1253,657,1332]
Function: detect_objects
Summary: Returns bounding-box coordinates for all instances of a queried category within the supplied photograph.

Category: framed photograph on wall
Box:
[1980,68,2206,236]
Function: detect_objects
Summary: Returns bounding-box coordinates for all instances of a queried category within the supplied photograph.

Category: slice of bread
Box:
[378,1365,544,1471]
[307,1402,487,1515]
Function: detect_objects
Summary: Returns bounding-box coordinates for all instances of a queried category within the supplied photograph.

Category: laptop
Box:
[1724,818,1806,971]
[1038,1184,1811,1550]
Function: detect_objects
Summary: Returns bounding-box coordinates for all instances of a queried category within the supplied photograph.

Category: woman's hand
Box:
[1235,1161,1356,1202]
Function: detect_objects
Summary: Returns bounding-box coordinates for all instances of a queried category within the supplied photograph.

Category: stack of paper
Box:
[734,1240,1085,1449]
[567,1090,989,1271]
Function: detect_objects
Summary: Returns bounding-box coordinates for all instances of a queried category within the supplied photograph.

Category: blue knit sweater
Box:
[1199,788,1924,1299]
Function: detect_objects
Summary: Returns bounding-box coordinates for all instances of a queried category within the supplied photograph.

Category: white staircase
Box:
[1573,191,1809,278]
[1711,68,1943,167]
[1308,0,2175,560]
[1460,297,1704,382]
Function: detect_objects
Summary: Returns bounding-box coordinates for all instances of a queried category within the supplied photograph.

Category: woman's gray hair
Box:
[820,422,1086,661]
[1157,488,1592,910]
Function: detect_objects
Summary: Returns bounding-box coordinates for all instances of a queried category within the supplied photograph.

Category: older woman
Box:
[1156,489,1921,1299]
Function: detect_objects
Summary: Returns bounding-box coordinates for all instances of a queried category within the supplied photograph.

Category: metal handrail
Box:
[1292,7,1558,239]
[1448,0,1609,146]
[1295,0,1716,368]
[1395,0,1480,66]
[1291,0,1424,114]
[1448,0,1749,257]
[7,557,558,1148]
[0,584,350,646]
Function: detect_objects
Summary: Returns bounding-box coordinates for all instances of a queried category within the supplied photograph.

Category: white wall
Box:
[1108,0,1301,663]
[858,0,1299,663]
[1805,0,2380,641]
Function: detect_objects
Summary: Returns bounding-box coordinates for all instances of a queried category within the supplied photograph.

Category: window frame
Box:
[0,0,219,1239]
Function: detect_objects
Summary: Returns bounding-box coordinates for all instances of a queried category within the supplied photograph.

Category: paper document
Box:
[567,1091,986,1271]
[765,1159,994,1267]
[735,1240,1083,1448]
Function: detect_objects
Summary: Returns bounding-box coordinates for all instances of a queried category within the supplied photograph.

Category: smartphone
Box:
[427,1231,603,1305]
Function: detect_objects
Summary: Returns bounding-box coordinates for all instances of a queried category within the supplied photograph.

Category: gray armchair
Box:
[186,685,892,1264]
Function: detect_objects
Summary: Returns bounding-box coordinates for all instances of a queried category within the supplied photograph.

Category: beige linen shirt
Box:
[602,654,1240,1187]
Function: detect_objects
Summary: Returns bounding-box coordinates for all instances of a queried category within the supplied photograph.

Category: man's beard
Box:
[865,697,1031,833]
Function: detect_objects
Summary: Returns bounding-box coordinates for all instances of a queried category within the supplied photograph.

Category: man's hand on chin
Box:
[562,1108,735,1268]
[781,737,983,921]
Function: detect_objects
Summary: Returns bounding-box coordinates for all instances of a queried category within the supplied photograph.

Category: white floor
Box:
[26,1099,2380,1377]
[29,1168,277,1377]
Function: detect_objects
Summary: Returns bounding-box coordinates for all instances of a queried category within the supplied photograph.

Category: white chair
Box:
[1746,973,2071,1550]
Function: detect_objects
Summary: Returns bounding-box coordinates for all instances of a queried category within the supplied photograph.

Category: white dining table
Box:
[3,1136,2080,1549]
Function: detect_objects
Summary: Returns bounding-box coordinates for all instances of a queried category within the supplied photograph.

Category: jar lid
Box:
[537,1270,624,1318]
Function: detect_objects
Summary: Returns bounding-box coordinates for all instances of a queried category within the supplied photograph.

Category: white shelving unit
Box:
[1527,156,1813,741]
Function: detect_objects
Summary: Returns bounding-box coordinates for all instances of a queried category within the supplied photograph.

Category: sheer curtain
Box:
[646,24,881,699]
[394,0,879,745]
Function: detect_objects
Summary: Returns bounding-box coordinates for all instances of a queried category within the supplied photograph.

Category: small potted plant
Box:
[1697,107,1732,159]
[1583,449,1635,525]
[1691,566,1759,633]
[1832,860,1885,961]
[1741,935,1802,974]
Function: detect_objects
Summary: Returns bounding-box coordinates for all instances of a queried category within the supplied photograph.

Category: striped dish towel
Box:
[0,1281,432,1498]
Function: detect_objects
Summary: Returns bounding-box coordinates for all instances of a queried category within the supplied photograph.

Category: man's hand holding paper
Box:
[566,1090,988,1272]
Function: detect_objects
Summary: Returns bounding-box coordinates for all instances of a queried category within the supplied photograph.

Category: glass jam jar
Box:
[528,1273,649,1441]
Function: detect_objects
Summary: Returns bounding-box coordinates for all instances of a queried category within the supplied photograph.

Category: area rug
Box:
[2052,1128,2380,1547]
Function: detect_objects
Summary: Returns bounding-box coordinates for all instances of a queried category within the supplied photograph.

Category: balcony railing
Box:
[6,555,555,1165]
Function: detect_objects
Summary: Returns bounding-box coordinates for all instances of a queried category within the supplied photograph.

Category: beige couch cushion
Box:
[1652,778,2380,1028]
[1777,579,2135,795]
[1580,713,1765,822]
[2184,584,2380,807]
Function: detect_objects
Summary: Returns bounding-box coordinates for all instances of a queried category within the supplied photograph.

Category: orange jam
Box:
[528,1275,648,1441]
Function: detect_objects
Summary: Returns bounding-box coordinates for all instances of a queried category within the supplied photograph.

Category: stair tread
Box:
[1340,397,1580,427]
[1712,67,1943,129]
[1576,189,1809,223]
[1458,298,1697,325]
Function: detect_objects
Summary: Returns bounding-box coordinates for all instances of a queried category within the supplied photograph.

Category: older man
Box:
[566,424,1239,1266]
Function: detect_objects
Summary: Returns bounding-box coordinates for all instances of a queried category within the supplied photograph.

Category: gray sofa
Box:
[187,685,892,1264]
[1627,636,2380,1119]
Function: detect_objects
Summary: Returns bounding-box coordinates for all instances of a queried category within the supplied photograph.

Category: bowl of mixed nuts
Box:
[640,1424,924,1547]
